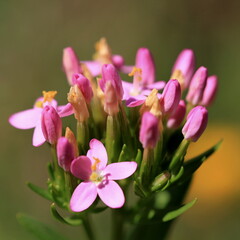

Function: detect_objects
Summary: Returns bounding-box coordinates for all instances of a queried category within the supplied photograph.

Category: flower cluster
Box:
[10,38,219,240]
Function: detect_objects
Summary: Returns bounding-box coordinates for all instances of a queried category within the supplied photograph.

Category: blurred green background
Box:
[1,0,240,239]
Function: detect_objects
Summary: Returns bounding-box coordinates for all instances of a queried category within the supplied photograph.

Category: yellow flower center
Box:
[89,157,103,183]
[34,90,57,108]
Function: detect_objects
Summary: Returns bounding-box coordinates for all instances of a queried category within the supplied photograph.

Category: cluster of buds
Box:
[9,39,219,240]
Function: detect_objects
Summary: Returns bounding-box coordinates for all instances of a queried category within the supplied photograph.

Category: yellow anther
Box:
[35,101,43,108]
[170,69,184,90]
[91,157,101,171]
[42,91,57,103]
[128,67,142,82]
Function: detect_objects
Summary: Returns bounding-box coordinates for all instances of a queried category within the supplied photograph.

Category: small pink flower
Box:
[182,106,208,142]
[57,137,75,171]
[41,106,62,145]
[63,47,82,85]
[167,100,186,129]
[139,112,159,149]
[186,66,208,105]
[172,49,196,89]
[9,94,73,147]
[70,139,137,212]
[200,75,218,107]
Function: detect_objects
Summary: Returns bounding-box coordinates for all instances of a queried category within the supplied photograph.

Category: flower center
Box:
[90,157,103,183]
[35,90,57,108]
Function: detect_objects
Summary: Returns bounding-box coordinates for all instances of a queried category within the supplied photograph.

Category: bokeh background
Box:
[1,0,240,239]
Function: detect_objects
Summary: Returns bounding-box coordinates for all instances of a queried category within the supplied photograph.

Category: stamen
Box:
[92,157,101,171]
[128,67,142,82]
[42,91,57,103]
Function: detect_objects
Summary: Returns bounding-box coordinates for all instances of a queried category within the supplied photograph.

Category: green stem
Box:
[111,209,125,240]
[77,121,89,154]
[82,214,95,240]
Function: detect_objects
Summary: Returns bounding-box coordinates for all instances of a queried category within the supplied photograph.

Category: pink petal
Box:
[9,108,42,129]
[103,162,137,180]
[119,65,134,74]
[70,156,92,180]
[32,120,46,147]
[97,180,125,208]
[82,61,102,77]
[147,81,166,90]
[57,103,74,117]
[126,97,146,107]
[43,99,58,109]
[87,139,108,169]
[70,182,97,212]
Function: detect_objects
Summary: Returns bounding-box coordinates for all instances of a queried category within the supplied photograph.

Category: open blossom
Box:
[70,139,137,212]
[9,91,73,147]
[122,48,165,107]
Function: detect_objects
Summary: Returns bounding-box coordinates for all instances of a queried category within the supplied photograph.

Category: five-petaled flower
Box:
[70,139,137,212]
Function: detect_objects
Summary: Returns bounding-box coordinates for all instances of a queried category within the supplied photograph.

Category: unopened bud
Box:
[68,85,89,122]
[65,127,79,157]
[171,49,195,89]
[139,112,159,149]
[160,79,181,116]
[135,48,156,86]
[200,75,218,107]
[112,55,124,69]
[104,81,119,116]
[57,137,75,171]
[41,106,62,145]
[151,171,171,192]
[186,66,208,105]
[182,106,208,142]
[167,100,186,129]
[72,74,93,103]
[63,47,82,85]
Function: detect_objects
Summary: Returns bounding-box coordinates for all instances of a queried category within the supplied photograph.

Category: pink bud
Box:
[112,55,125,69]
[135,48,156,86]
[186,66,208,105]
[167,100,186,129]
[72,74,93,103]
[160,79,181,116]
[200,75,218,107]
[41,106,62,145]
[139,112,159,149]
[172,49,195,88]
[57,137,75,171]
[63,47,82,85]
[100,64,123,101]
[182,106,208,142]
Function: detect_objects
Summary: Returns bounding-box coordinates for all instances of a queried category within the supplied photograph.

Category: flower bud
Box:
[171,49,195,89]
[41,106,62,145]
[67,85,89,122]
[151,171,171,192]
[135,48,156,86]
[112,55,124,69]
[100,64,123,101]
[160,79,181,116]
[63,47,82,85]
[167,100,186,129]
[186,66,208,105]
[139,112,159,149]
[65,127,79,157]
[200,75,218,107]
[57,137,75,171]
[182,106,208,142]
[72,74,93,103]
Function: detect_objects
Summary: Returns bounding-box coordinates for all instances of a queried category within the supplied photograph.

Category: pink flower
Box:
[63,47,82,85]
[200,75,218,107]
[9,92,73,147]
[182,106,208,142]
[122,48,165,107]
[41,106,62,145]
[172,49,196,89]
[139,112,159,149]
[70,139,137,212]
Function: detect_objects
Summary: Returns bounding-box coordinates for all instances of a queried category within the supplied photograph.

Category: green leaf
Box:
[50,204,82,226]
[135,149,142,166]
[118,144,127,162]
[27,182,53,201]
[162,198,197,222]
[17,213,70,240]
[182,140,222,180]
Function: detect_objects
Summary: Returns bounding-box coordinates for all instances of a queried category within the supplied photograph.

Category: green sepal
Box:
[118,144,127,162]
[49,183,67,209]
[170,166,184,184]
[27,182,53,201]
[47,163,55,181]
[17,213,70,240]
[133,149,142,179]
[134,180,146,198]
[50,204,82,226]
[91,206,108,213]
[162,198,197,222]
[181,140,222,181]
[151,171,171,192]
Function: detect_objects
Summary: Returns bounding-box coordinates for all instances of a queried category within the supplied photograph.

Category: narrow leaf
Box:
[17,213,69,240]
[27,182,53,201]
[118,144,127,162]
[162,198,197,222]
[50,204,82,226]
